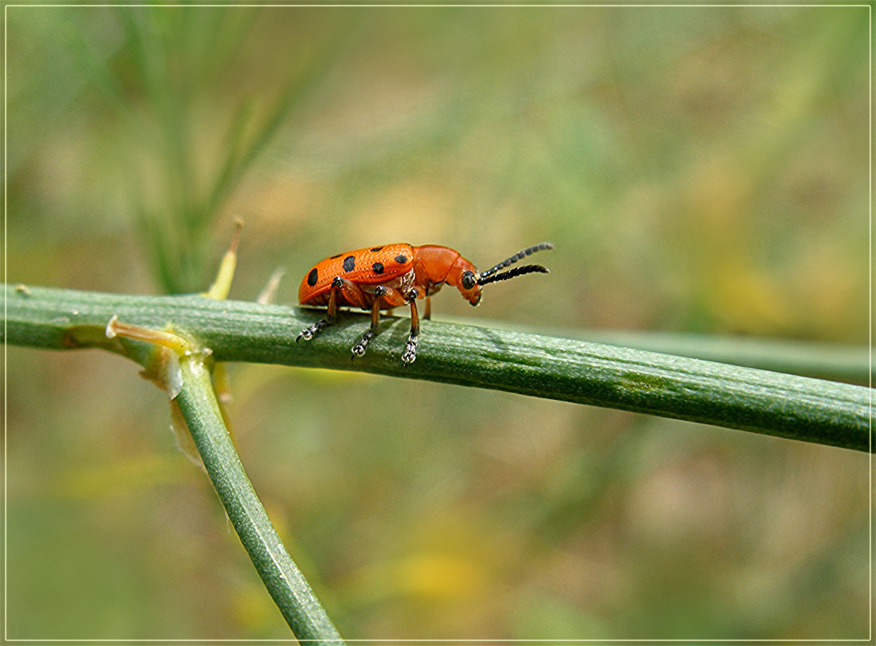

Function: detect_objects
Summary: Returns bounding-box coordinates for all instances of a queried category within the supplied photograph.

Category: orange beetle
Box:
[296,242,553,365]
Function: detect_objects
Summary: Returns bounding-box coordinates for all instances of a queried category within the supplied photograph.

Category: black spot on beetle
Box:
[307,268,319,286]
[373,262,385,274]
[343,256,356,272]
[370,246,384,252]
[395,254,408,264]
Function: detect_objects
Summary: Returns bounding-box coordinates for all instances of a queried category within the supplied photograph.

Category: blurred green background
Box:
[6,4,870,640]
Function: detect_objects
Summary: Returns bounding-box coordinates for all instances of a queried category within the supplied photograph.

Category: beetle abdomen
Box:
[299,243,415,305]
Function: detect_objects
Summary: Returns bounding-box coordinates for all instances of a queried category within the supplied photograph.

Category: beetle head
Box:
[452,242,554,306]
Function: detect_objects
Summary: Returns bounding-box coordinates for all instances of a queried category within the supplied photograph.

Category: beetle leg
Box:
[422,281,444,321]
[351,286,386,359]
[297,277,345,341]
[401,288,420,366]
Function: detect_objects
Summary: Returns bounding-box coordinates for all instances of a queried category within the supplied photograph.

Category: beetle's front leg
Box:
[351,286,387,359]
[422,281,444,321]
[401,289,420,366]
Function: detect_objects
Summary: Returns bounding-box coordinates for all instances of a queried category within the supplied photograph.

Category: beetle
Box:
[296,242,553,365]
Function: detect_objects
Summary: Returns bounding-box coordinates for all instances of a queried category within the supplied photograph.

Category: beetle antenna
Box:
[477,264,549,286]
[478,242,553,280]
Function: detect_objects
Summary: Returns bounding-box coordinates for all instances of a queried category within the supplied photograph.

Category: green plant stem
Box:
[174,353,344,644]
[443,318,870,385]
[6,284,872,453]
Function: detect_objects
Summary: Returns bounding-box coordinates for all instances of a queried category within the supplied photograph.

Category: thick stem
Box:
[6,283,872,453]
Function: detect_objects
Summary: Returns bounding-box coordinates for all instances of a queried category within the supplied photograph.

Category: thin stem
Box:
[174,353,344,644]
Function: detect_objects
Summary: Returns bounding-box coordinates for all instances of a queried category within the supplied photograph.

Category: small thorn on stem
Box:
[203,219,244,300]
[257,267,285,305]
[105,314,120,339]
[105,315,189,354]
[230,218,244,254]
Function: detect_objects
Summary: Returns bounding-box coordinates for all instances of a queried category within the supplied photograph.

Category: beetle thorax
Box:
[412,245,481,304]
[363,269,416,300]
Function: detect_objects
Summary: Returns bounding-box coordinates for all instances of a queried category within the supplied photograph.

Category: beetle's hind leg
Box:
[297,277,345,341]
[297,317,332,341]
[351,286,386,359]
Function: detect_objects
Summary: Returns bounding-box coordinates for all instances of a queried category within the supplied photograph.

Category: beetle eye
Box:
[461,271,476,291]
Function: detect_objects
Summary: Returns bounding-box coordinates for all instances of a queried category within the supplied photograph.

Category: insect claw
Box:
[297,319,330,342]
[401,333,419,366]
[350,343,366,358]
[351,329,374,359]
